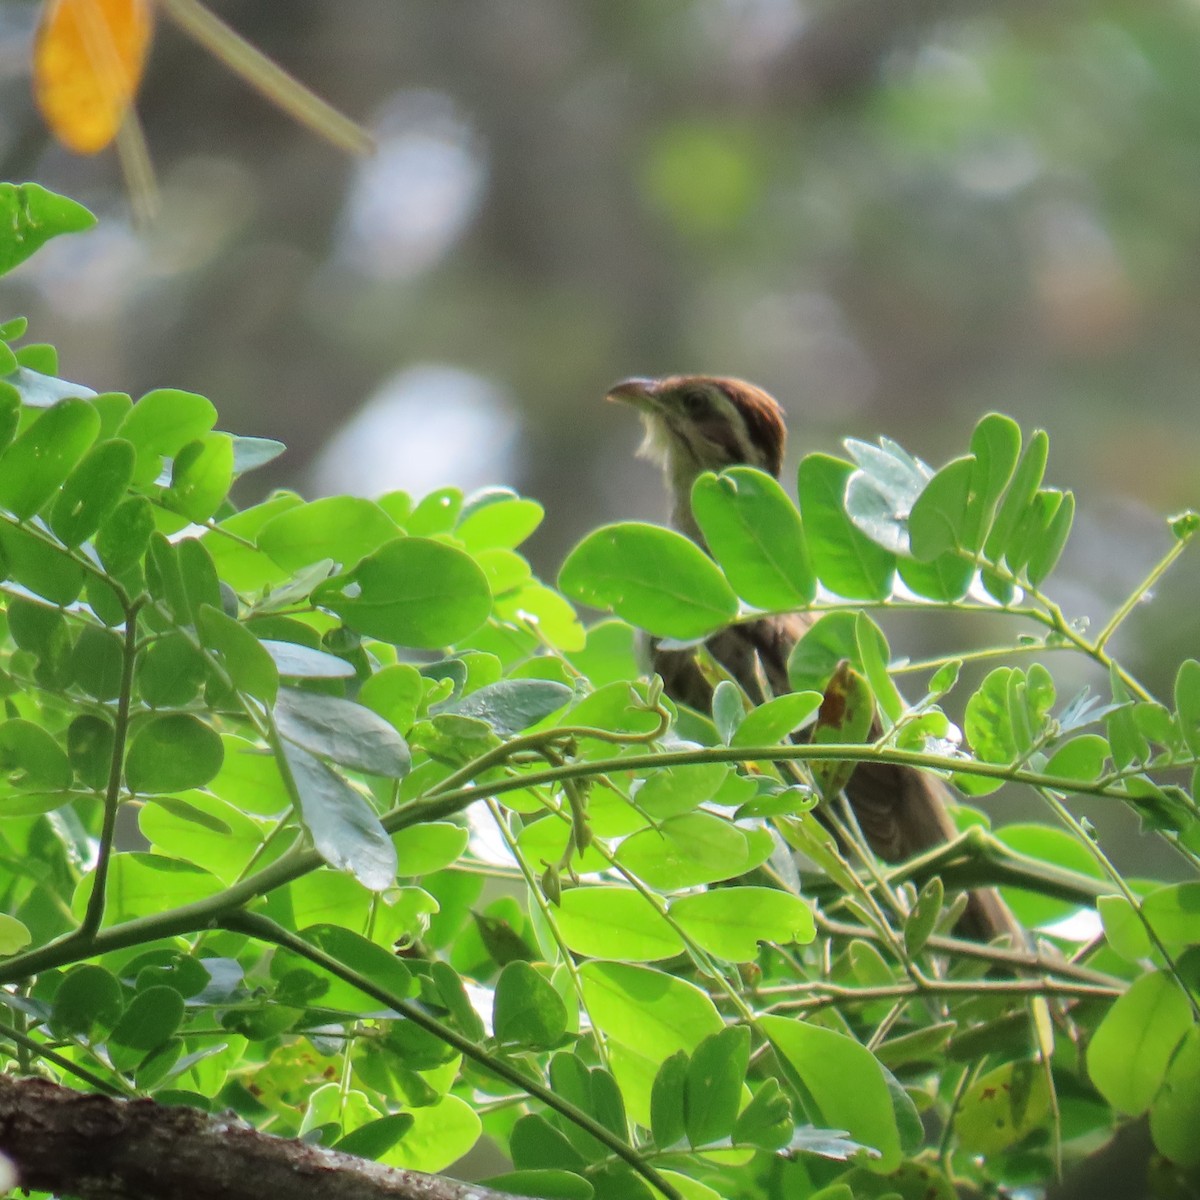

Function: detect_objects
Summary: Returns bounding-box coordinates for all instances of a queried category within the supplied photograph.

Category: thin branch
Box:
[79,597,143,938]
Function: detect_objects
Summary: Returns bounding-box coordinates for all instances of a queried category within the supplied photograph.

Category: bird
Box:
[608,373,1017,943]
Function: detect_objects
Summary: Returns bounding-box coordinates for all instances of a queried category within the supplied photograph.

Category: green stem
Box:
[1036,787,1200,1020]
[79,597,143,939]
[1094,535,1192,652]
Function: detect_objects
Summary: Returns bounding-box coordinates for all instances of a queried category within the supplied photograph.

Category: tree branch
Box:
[0,1076,517,1200]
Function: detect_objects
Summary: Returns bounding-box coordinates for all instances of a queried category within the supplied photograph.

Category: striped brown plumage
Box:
[609,374,1017,943]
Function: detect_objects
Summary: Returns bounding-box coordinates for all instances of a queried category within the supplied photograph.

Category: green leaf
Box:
[136,632,207,707]
[547,1053,627,1155]
[1026,490,1074,585]
[456,491,544,551]
[177,537,221,624]
[72,853,220,924]
[556,887,684,961]
[1045,734,1109,781]
[429,959,486,1041]
[14,343,58,374]
[145,533,189,625]
[984,429,1048,564]
[580,960,720,1128]
[1098,895,1154,961]
[954,1059,1051,1153]
[70,624,124,700]
[1150,1025,1200,1167]
[117,388,218,485]
[691,466,815,608]
[760,1014,901,1171]
[333,1114,415,1161]
[1175,659,1200,757]
[669,887,814,961]
[282,742,397,891]
[314,537,492,649]
[904,877,944,957]
[140,793,263,884]
[49,964,123,1037]
[633,763,730,819]
[0,912,31,955]
[196,605,279,703]
[0,382,19,452]
[711,679,745,744]
[442,679,572,736]
[897,549,973,602]
[95,495,155,574]
[686,1025,749,1147]
[274,687,410,777]
[0,521,84,604]
[408,486,463,535]
[1007,490,1062,579]
[579,960,723,1082]
[0,396,100,519]
[0,183,96,276]
[730,691,822,748]
[797,453,894,599]
[48,437,136,547]
[510,1114,588,1173]
[67,714,115,790]
[908,455,975,561]
[482,1172,592,1200]
[786,611,859,695]
[733,1077,793,1150]
[108,986,185,1071]
[651,1051,689,1150]
[1140,882,1200,951]
[164,433,235,522]
[958,666,1019,793]
[393,822,468,876]
[1087,969,1193,1115]
[300,924,414,1008]
[0,718,72,790]
[963,412,1022,551]
[854,612,903,725]
[558,521,738,640]
[616,812,753,889]
[493,961,568,1049]
[257,496,399,571]
[125,714,224,794]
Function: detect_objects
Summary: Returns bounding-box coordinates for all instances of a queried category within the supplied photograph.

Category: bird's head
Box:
[607,374,787,534]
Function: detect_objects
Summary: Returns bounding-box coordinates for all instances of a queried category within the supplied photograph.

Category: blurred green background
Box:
[1,0,1197,716]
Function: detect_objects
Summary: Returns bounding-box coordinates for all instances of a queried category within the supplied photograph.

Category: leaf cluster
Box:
[2,186,1200,1200]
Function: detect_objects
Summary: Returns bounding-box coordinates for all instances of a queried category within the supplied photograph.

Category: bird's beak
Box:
[605,377,661,412]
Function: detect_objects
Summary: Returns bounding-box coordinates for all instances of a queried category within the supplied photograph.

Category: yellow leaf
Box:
[34,0,154,155]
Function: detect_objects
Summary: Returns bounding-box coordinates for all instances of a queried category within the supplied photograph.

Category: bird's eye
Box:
[682,389,709,415]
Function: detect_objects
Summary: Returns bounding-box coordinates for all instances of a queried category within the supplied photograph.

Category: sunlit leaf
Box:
[0,182,95,275]
[1087,969,1192,1115]
[691,466,815,608]
[559,521,738,640]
